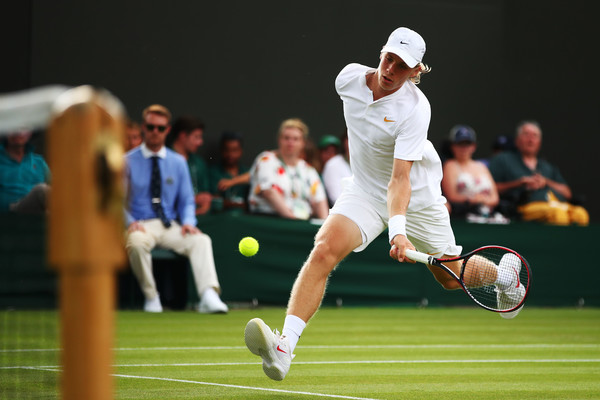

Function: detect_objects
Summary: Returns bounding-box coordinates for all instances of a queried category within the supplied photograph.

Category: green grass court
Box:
[2,307,599,399]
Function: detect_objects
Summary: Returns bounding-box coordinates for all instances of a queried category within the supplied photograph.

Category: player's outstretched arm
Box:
[387,159,415,262]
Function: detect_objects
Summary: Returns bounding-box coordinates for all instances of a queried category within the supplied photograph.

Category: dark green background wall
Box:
[3,0,598,220]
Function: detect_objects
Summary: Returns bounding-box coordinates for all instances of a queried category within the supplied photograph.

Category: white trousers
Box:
[125,219,221,300]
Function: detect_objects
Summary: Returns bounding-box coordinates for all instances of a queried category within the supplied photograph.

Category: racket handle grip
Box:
[405,249,432,265]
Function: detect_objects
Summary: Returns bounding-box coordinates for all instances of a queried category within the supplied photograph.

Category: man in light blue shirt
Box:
[125,143,196,227]
[125,104,227,313]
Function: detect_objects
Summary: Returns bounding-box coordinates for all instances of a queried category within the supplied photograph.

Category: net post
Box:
[47,86,126,400]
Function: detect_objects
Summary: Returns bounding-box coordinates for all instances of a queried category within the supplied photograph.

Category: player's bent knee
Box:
[310,240,330,259]
[308,240,343,269]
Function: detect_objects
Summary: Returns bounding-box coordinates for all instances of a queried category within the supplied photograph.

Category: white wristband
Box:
[388,214,406,243]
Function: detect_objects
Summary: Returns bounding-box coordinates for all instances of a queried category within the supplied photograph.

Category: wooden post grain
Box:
[47,87,125,400]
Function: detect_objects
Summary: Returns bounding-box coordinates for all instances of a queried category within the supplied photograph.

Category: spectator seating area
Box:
[1,213,597,309]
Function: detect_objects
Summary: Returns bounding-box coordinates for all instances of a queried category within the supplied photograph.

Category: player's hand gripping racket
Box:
[405,246,531,314]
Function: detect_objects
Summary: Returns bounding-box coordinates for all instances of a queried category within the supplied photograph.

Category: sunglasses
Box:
[145,123,168,133]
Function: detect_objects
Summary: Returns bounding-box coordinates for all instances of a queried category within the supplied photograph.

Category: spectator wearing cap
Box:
[492,134,515,154]
[480,134,516,167]
[441,125,501,220]
[319,134,351,206]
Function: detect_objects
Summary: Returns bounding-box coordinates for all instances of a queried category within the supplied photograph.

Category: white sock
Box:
[282,314,306,353]
[495,271,512,290]
[495,254,517,290]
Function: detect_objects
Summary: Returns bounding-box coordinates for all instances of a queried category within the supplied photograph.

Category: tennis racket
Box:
[405,246,531,314]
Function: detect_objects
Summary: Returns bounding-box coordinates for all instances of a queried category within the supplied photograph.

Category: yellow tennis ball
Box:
[239,236,259,257]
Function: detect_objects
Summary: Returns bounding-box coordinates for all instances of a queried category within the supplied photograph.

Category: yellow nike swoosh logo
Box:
[384,117,395,122]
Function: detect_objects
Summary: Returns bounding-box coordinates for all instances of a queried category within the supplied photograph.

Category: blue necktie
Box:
[150,156,171,227]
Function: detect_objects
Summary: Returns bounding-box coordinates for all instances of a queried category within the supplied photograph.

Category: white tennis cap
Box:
[381,27,426,68]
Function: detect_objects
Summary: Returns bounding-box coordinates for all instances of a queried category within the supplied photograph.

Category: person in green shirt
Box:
[169,116,212,215]
[488,120,587,225]
[209,131,250,213]
[489,120,571,204]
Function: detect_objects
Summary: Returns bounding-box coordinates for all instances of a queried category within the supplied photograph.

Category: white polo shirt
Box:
[321,153,352,204]
[335,63,445,213]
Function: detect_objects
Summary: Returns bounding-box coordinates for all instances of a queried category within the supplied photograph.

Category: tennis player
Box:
[245,27,524,381]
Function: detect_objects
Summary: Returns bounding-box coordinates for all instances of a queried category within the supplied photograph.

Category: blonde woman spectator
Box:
[248,118,328,220]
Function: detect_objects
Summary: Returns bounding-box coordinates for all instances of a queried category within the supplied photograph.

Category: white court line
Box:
[17,368,381,400]
[15,360,600,400]
[112,373,383,400]
[3,358,599,370]
[2,343,599,353]
[111,359,600,367]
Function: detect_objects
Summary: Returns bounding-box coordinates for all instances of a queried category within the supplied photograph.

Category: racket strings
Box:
[461,248,528,311]
[461,255,498,289]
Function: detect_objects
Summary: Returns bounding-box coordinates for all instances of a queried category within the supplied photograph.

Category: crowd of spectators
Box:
[117,113,590,227]
[1,104,589,312]
[439,122,587,226]
[5,110,585,227]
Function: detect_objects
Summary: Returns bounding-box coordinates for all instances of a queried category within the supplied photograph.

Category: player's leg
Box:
[410,204,519,299]
[283,206,370,352]
[125,219,161,311]
[287,213,362,321]
[425,260,462,290]
[495,252,525,318]
[458,252,525,319]
[407,203,463,290]
[244,214,362,380]
[439,253,521,291]
[462,255,500,287]
[435,255,498,289]
[413,207,524,319]
[245,182,385,380]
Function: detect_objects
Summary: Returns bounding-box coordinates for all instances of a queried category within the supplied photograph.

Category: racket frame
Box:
[405,245,531,313]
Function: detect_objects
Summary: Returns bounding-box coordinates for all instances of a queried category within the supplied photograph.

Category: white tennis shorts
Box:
[330,179,462,257]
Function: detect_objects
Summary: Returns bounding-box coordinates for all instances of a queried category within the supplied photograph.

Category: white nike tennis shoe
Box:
[245,318,294,381]
[497,253,526,319]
